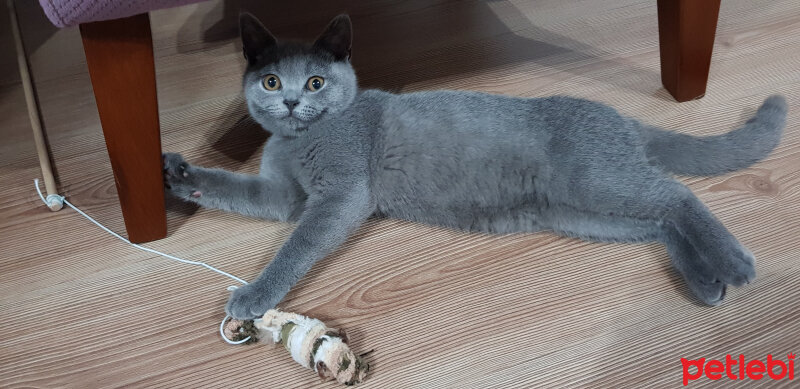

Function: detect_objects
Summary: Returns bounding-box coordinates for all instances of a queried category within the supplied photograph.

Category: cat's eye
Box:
[307,76,324,92]
[263,74,281,91]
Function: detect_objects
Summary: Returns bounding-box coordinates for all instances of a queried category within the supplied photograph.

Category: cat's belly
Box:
[539,205,662,243]
[375,196,546,234]
[376,198,661,243]
[373,144,549,234]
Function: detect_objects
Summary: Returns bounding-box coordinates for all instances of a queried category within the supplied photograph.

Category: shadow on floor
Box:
[178,0,665,94]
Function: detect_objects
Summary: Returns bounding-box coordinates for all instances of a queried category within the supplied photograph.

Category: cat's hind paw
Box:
[719,246,756,287]
[683,274,728,306]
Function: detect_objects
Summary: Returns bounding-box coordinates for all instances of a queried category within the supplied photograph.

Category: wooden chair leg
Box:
[656,0,722,102]
[80,13,166,243]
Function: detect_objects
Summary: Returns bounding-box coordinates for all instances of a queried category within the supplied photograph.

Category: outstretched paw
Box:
[668,229,754,306]
[225,283,279,320]
[708,243,756,287]
[683,273,728,306]
[688,247,754,305]
[163,153,201,199]
[680,247,754,306]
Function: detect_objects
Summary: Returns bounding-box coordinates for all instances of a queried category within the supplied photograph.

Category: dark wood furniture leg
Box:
[80,13,167,243]
[657,0,722,102]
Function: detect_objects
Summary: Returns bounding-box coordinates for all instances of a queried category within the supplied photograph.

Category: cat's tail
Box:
[641,95,787,176]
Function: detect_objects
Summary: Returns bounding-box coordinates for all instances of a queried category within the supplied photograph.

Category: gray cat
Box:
[163,13,787,320]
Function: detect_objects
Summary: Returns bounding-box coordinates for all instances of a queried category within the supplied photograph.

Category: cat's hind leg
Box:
[553,177,754,305]
[544,205,727,304]
[634,183,754,304]
[163,153,305,222]
[662,227,728,305]
[662,192,756,288]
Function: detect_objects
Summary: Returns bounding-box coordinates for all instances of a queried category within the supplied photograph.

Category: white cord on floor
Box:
[34,179,251,345]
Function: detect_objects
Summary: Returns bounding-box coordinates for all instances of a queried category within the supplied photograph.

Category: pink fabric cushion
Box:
[38,0,209,27]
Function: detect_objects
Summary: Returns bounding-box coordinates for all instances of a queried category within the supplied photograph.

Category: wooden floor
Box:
[2,0,799,387]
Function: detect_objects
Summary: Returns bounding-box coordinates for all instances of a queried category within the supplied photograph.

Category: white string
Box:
[34,179,251,345]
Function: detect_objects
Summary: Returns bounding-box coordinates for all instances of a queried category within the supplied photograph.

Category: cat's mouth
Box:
[288,109,326,122]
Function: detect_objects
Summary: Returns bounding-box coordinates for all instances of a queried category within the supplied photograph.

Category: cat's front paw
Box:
[163,153,201,199]
[225,283,279,320]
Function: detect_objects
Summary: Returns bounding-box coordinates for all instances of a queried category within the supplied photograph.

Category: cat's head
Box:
[240,13,358,136]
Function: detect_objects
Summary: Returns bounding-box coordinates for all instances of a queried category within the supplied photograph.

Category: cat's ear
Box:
[314,14,352,61]
[239,12,277,65]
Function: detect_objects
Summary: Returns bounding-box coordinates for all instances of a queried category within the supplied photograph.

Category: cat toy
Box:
[223,309,370,385]
[33,179,371,386]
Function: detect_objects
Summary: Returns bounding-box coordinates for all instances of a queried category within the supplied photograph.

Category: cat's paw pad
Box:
[162,153,197,197]
[225,283,278,320]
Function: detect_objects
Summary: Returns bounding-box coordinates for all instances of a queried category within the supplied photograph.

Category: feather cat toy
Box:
[224,309,370,385]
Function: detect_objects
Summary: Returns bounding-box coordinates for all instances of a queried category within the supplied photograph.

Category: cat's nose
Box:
[283,99,299,111]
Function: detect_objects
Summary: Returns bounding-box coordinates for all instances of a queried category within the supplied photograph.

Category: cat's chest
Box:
[263,135,312,171]
[263,133,365,191]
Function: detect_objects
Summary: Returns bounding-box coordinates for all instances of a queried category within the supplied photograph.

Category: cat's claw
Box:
[225,283,279,320]
[162,152,197,198]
